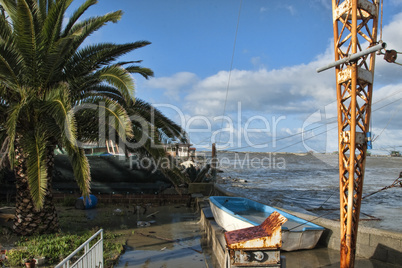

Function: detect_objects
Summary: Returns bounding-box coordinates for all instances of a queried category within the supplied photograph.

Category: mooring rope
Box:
[289,171,402,231]
[362,172,402,200]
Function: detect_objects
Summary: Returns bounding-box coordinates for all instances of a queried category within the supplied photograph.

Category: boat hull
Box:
[209,196,324,251]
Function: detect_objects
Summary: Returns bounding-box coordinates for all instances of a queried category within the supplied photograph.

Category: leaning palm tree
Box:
[0,0,187,236]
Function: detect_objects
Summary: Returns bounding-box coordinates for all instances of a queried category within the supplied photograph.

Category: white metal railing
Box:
[55,229,103,268]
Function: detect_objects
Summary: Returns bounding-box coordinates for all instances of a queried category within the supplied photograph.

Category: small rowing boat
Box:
[209,196,324,251]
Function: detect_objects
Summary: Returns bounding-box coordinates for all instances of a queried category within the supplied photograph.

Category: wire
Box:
[288,209,337,231]
[214,90,402,152]
[217,0,243,145]
[272,125,338,153]
[213,91,401,153]
[217,122,331,151]
[372,89,402,107]
[373,96,402,111]
[372,101,402,142]
[380,0,383,42]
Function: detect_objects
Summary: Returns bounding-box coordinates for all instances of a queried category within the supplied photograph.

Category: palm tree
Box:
[0,0,187,236]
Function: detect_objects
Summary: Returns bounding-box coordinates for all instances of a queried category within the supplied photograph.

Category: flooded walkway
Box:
[115,205,208,268]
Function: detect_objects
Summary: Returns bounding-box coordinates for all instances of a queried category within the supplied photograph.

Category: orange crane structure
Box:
[319,0,383,267]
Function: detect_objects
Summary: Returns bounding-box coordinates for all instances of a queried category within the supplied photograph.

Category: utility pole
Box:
[211,143,217,181]
[331,0,380,267]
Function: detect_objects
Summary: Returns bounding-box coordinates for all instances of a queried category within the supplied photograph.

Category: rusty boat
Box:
[209,196,324,251]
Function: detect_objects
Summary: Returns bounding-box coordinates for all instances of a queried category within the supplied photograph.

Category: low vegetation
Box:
[4,230,124,267]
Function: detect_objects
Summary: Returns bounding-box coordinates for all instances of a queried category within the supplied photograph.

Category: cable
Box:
[217,0,243,146]
[380,0,383,42]
[288,209,337,231]
[372,89,402,107]
[272,125,338,153]
[217,122,331,151]
[372,101,402,142]
[213,85,402,151]
[373,96,402,111]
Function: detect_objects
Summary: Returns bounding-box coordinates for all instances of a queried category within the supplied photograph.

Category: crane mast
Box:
[331,0,380,267]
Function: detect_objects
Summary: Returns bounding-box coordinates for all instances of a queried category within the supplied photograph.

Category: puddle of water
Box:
[115,205,207,268]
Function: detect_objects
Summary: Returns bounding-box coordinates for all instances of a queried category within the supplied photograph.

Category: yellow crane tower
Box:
[318,0,384,267]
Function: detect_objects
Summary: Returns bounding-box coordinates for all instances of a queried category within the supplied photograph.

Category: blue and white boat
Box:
[209,196,324,251]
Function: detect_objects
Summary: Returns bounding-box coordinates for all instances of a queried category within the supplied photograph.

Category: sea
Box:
[199,151,402,233]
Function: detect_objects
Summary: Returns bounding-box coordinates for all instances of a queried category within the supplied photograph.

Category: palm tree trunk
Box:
[13,146,59,235]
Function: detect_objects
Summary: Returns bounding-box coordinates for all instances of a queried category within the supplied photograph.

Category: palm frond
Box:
[43,85,78,147]
[0,5,12,43]
[6,99,26,169]
[101,98,133,140]
[40,0,68,53]
[65,41,151,79]
[125,66,154,79]
[96,65,135,104]
[13,0,41,85]
[67,11,123,54]
[64,144,91,198]
[0,46,21,87]
[73,97,133,143]
[130,126,190,188]
[61,0,97,38]
[0,0,17,23]
[128,99,187,142]
[42,34,77,86]
[75,85,127,104]
[0,135,9,169]
[22,129,48,210]
[38,0,46,21]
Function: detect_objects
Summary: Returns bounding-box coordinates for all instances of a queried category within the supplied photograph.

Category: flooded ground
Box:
[114,205,207,268]
[0,203,209,267]
[210,152,402,232]
[282,247,401,268]
[2,152,401,267]
[2,200,401,267]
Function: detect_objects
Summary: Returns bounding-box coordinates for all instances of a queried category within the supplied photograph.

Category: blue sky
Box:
[68,0,402,154]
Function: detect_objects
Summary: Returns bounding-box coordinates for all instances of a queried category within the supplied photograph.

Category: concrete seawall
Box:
[213,184,402,266]
[279,207,402,265]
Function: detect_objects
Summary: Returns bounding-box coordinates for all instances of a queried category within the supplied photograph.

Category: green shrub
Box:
[5,230,124,267]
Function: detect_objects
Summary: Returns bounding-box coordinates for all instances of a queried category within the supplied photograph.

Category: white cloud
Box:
[144,72,198,101]
[145,12,402,154]
[183,53,335,118]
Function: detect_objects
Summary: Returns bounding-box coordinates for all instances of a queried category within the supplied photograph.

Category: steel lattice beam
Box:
[332,0,380,267]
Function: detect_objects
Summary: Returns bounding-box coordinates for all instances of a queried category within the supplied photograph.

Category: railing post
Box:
[55,229,103,268]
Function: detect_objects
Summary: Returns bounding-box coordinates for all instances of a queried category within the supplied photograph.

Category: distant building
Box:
[80,140,123,156]
[165,143,195,159]
[76,140,196,160]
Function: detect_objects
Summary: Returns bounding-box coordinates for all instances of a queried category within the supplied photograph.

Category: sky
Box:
[68,0,402,154]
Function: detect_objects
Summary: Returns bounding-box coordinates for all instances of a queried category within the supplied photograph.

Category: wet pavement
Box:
[113,202,402,268]
[115,205,208,268]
